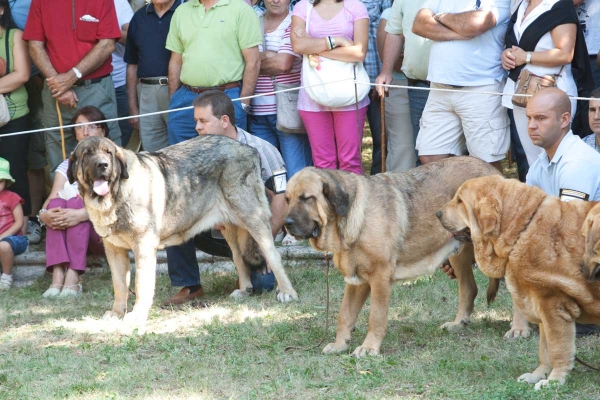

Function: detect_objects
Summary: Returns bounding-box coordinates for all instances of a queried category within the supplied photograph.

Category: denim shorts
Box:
[1,235,29,255]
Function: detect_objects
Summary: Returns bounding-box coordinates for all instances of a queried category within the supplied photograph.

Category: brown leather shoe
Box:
[162,286,204,307]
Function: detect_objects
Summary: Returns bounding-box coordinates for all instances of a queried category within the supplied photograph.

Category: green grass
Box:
[2,265,600,399]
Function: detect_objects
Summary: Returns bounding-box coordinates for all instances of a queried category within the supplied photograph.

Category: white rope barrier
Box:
[2,78,597,139]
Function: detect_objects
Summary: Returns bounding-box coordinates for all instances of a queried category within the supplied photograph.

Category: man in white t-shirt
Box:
[412,0,511,171]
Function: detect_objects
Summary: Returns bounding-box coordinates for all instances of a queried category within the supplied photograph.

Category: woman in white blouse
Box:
[501,0,578,167]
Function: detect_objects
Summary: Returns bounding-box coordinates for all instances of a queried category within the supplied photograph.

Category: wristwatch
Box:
[241,103,251,114]
[525,51,532,64]
[72,67,82,79]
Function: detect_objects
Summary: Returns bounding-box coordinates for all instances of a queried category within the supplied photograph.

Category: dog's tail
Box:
[486,277,500,305]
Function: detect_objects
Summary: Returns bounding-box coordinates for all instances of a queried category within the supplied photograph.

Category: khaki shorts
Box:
[416,82,510,163]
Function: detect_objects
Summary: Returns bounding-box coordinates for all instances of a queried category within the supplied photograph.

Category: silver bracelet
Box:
[37,208,48,227]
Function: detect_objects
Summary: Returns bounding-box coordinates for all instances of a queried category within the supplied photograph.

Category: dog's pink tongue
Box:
[93,179,109,196]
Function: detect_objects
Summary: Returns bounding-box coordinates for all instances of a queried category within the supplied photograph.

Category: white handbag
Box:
[301,2,370,108]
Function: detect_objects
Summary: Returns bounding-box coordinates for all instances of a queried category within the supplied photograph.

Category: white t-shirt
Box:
[111,0,134,88]
[577,0,600,55]
[501,0,577,109]
[420,0,510,86]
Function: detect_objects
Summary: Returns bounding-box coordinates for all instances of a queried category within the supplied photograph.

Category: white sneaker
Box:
[42,284,63,298]
[26,221,42,244]
[58,284,82,297]
[0,273,13,290]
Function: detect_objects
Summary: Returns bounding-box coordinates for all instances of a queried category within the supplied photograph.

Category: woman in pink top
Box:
[291,0,369,174]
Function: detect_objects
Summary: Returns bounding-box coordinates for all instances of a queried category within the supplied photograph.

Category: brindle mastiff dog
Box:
[284,157,501,358]
[68,136,298,328]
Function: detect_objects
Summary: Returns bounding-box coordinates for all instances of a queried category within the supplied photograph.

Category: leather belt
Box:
[182,81,240,94]
[439,83,465,89]
[407,78,430,86]
[72,74,110,87]
[139,77,168,85]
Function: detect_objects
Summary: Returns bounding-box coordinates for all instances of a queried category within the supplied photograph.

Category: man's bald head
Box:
[527,88,571,120]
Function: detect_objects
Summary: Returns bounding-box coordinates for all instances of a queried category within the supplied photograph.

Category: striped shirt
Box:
[251,12,302,116]
[361,0,392,82]
[236,127,286,182]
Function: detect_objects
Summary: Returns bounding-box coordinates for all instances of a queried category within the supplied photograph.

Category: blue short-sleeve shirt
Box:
[526,131,600,201]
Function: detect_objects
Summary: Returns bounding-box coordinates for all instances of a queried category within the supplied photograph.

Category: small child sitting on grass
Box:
[0,157,28,289]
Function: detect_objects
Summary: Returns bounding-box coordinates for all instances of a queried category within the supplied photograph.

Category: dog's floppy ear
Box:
[114,145,129,180]
[584,213,600,255]
[321,171,350,217]
[474,197,500,238]
[66,150,79,185]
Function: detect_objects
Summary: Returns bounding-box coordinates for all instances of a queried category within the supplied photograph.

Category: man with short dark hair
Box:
[163,0,262,302]
[162,91,287,306]
[582,88,600,152]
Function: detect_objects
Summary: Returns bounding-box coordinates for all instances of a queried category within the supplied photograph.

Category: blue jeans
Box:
[115,84,132,147]
[166,84,246,287]
[167,85,246,145]
[508,108,529,182]
[248,114,312,178]
[1,235,29,255]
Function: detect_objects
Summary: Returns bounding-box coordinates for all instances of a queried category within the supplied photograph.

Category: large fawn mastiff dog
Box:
[438,176,600,389]
[284,157,501,358]
[68,136,298,328]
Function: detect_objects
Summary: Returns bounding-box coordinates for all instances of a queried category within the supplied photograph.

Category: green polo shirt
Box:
[166,0,262,87]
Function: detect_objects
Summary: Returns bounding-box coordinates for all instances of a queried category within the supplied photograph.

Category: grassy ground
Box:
[3,266,600,399]
[1,132,544,399]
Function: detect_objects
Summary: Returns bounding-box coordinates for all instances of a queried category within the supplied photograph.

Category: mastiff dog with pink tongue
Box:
[67,136,298,329]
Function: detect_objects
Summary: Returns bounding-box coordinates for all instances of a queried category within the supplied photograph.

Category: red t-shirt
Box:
[23,0,121,80]
[0,190,24,236]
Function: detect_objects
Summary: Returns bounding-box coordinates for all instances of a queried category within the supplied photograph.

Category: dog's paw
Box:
[322,341,350,354]
[103,310,123,320]
[276,289,298,303]
[517,372,544,384]
[440,320,468,332]
[504,326,531,340]
[122,310,148,326]
[230,289,250,299]
[534,378,563,390]
[352,345,380,358]
[120,311,148,335]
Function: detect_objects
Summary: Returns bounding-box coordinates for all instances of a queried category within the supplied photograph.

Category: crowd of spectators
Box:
[1,0,600,301]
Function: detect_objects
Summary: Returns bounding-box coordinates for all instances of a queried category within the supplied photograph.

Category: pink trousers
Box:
[45,197,104,273]
[299,107,367,174]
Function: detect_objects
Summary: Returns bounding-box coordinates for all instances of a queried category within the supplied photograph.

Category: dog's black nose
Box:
[284,217,294,227]
[436,210,443,219]
[97,161,109,171]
